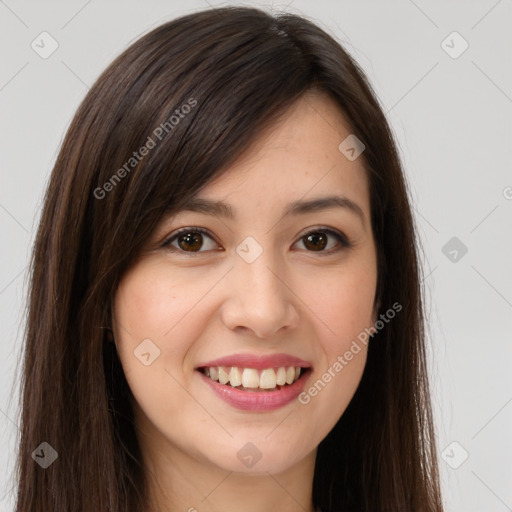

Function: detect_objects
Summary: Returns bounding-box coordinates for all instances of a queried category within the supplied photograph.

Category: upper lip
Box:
[196,353,312,371]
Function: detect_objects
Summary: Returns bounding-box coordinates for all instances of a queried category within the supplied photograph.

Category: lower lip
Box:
[198,370,311,411]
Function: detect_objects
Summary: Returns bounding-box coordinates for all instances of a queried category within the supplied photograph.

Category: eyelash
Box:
[161,226,352,256]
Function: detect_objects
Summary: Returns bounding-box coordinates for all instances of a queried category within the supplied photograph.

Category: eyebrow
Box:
[178,195,366,228]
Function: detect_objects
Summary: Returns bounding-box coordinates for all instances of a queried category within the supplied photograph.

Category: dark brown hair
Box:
[13,6,444,511]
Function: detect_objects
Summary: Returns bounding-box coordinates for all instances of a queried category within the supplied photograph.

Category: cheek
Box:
[115,267,183,338]
[306,260,377,344]
[112,261,218,380]
[114,261,220,342]
[295,259,375,432]
[112,263,214,431]
[296,305,369,450]
[305,343,368,445]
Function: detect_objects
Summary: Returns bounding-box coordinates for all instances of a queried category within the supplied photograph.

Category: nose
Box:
[221,250,300,339]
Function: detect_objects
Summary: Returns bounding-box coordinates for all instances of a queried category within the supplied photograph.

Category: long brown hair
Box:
[13,6,444,511]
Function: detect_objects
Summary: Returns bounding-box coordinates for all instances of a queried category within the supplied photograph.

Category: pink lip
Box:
[198,369,311,411]
[196,352,312,371]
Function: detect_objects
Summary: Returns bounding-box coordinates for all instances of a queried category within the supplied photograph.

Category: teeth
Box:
[259,369,277,389]
[285,366,295,385]
[276,367,287,386]
[218,367,229,385]
[229,367,242,387]
[202,365,305,390]
[241,368,259,388]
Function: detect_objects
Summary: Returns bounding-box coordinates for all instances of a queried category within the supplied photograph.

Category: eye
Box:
[162,226,352,255]
[294,227,352,253]
[162,227,219,254]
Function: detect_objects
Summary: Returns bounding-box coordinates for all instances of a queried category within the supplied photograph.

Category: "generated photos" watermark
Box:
[93,97,197,200]
[298,301,402,404]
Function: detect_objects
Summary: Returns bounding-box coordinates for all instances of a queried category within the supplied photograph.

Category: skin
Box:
[113,89,379,512]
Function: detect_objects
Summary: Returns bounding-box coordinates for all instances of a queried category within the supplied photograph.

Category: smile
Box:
[197,366,312,411]
[200,365,303,391]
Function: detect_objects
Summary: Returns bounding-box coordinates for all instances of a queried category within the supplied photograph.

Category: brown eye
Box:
[163,226,351,256]
[177,232,203,252]
[163,228,218,253]
[303,232,328,251]
[295,228,351,253]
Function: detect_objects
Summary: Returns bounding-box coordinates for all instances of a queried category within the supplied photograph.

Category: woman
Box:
[14,6,444,511]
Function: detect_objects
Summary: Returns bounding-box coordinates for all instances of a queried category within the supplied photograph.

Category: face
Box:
[113,90,378,478]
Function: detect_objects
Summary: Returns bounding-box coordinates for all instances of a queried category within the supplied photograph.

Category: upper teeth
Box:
[202,366,302,390]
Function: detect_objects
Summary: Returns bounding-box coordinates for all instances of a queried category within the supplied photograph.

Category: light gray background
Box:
[1,1,511,511]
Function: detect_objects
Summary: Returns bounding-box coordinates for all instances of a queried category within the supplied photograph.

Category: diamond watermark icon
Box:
[134,338,161,366]
[442,236,468,263]
[32,442,58,469]
[338,134,365,161]
[441,31,469,59]
[236,236,263,263]
[237,442,262,468]
[441,441,469,469]
[31,31,59,59]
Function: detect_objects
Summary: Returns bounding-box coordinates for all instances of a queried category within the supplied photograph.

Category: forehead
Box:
[178,91,371,225]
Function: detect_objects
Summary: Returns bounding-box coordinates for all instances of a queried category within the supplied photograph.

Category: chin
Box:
[203,439,309,475]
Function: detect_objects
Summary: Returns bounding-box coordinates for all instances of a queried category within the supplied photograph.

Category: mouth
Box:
[195,362,313,411]
[197,365,311,392]
[195,353,313,411]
